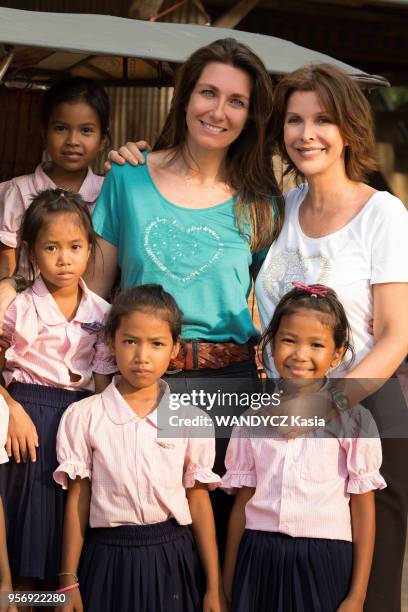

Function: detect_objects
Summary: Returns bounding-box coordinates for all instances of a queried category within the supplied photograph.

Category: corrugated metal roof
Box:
[0,7,389,86]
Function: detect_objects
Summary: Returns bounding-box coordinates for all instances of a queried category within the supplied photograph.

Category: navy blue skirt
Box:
[79,520,206,612]
[233,530,352,612]
[0,383,89,580]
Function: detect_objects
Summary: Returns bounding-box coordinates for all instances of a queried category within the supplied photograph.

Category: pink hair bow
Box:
[292,281,328,297]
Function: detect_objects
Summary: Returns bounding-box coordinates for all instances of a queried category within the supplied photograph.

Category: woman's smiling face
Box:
[283,90,346,179]
[185,61,252,153]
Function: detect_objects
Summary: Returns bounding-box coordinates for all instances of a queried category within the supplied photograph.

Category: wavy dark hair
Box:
[270,63,376,183]
[154,38,284,252]
[259,284,355,369]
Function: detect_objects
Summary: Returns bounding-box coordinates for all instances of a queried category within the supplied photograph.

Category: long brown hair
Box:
[270,63,376,183]
[154,38,284,252]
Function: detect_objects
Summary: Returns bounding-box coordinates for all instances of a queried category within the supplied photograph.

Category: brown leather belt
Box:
[167,340,255,372]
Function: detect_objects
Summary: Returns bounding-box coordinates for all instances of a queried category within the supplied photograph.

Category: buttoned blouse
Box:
[54,377,221,527]
[0,164,104,274]
[222,407,386,542]
[1,276,116,391]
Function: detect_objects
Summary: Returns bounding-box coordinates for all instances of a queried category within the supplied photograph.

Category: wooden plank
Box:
[213,0,260,28]
[129,0,164,20]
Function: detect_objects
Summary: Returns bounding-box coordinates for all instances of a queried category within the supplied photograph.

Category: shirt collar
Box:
[102,375,171,427]
[31,275,98,326]
[32,164,56,193]
[33,164,102,203]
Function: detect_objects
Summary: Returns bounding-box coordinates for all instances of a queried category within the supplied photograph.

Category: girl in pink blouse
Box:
[54,285,224,612]
[222,284,386,612]
[0,76,109,280]
[0,190,116,593]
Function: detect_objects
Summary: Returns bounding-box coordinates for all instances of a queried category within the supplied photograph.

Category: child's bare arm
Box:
[0,246,17,280]
[337,491,375,611]
[0,348,38,463]
[223,486,255,606]
[0,497,17,612]
[60,477,91,612]
[187,482,225,612]
[0,497,12,590]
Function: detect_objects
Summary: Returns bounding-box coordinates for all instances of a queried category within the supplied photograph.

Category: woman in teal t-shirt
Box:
[90,40,284,559]
[90,38,283,381]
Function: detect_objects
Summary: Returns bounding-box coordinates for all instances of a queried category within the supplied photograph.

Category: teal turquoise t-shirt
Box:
[93,160,268,343]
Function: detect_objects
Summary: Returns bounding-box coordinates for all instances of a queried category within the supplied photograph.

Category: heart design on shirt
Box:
[144,218,224,284]
[262,248,331,304]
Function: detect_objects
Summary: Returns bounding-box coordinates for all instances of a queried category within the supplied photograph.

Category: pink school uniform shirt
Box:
[0,163,104,274]
[54,377,221,527]
[1,276,116,392]
[222,407,386,542]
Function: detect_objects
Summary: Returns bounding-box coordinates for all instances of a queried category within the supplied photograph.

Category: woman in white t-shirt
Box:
[254,64,408,612]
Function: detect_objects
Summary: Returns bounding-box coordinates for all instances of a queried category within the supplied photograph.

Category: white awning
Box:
[0,6,389,87]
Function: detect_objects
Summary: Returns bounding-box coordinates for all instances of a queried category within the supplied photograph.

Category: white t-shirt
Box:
[255,185,408,377]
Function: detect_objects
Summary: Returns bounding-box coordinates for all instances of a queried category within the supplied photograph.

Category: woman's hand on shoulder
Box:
[103,140,151,172]
[6,398,38,463]
[0,279,17,335]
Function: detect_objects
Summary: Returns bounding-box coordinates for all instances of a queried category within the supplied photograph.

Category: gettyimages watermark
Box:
[168,389,281,411]
[157,377,408,439]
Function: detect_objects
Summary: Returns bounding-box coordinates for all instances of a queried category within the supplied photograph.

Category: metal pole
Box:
[0,47,15,83]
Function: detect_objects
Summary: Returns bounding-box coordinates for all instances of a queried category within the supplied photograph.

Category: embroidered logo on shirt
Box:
[144,217,224,284]
[156,440,176,449]
[80,321,104,334]
[262,248,330,305]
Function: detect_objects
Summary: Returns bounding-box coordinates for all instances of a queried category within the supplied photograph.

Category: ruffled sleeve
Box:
[0,397,9,464]
[0,179,26,248]
[340,408,386,494]
[221,427,257,494]
[54,402,92,489]
[183,421,221,490]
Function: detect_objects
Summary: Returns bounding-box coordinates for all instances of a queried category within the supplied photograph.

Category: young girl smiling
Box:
[223,284,386,612]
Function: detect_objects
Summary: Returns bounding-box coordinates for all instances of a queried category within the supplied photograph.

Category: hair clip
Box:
[292,281,328,298]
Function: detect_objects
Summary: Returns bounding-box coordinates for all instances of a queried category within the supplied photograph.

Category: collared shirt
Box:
[1,275,116,391]
[0,397,9,464]
[54,377,221,527]
[222,408,386,542]
[0,164,104,274]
